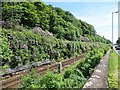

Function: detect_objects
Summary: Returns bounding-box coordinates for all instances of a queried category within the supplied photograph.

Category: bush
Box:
[40,71,63,89]
[63,70,72,79]
[0,28,13,67]
[2,28,98,68]
[21,69,41,88]
[21,45,109,89]
[76,47,108,78]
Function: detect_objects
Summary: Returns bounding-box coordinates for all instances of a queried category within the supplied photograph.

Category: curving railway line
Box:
[1,54,85,89]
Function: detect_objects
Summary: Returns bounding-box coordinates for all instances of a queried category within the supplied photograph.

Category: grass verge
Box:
[118,55,120,89]
[108,50,119,89]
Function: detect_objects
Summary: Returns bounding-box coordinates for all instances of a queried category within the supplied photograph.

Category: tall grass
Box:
[108,50,119,89]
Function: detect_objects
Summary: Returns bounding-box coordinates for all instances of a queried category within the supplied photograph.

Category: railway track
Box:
[0,54,85,89]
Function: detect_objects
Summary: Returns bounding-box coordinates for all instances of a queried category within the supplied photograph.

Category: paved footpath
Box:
[83,50,110,89]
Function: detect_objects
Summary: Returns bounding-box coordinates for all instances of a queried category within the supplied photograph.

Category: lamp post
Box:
[118,2,120,89]
[112,11,119,49]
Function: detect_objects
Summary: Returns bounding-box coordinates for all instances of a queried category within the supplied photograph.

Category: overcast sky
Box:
[44,0,119,43]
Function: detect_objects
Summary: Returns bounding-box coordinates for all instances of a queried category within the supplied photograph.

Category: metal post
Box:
[112,12,114,50]
[118,2,120,89]
[112,11,119,50]
[118,1,120,38]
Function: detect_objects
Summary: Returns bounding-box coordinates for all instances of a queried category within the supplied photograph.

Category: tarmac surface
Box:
[117,50,120,55]
[114,46,120,56]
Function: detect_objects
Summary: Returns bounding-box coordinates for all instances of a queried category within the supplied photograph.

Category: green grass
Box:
[108,50,119,89]
[118,54,120,89]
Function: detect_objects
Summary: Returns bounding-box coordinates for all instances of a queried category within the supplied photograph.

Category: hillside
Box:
[1,1,111,69]
[2,2,110,43]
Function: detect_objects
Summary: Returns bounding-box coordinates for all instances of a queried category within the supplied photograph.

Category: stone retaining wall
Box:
[83,50,110,89]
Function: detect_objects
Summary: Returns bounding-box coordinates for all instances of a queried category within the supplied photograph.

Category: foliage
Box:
[1,1,111,89]
[1,2,111,68]
[40,71,63,88]
[1,28,98,68]
[62,45,109,88]
[0,28,13,67]
[2,2,111,43]
[108,50,118,88]
[116,37,120,45]
[76,45,109,78]
[21,45,109,89]
[21,70,63,89]
[21,69,41,88]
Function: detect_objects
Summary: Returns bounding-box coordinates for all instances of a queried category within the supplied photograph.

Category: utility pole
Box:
[118,1,120,38]
[112,11,119,50]
[118,1,120,89]
[112,12,113,48]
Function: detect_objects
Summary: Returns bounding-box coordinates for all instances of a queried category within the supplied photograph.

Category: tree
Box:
[2,1,110,43]
[116,37,120,44]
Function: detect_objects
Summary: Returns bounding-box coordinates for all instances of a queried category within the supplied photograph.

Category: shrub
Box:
[63,70,72,79]
[21,69,41,88]
[21,45,109,89]
[41,71,63,88]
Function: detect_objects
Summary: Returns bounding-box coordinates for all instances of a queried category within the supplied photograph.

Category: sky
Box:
[44,0,119,43]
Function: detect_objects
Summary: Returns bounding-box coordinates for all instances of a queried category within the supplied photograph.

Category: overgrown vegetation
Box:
[2,2,111,43]
[1,1,111,69]
[1,28,99,69]
[116,37,120,46]
[0,1,112,89]
[21,46,109,89]
[108,50,119,88]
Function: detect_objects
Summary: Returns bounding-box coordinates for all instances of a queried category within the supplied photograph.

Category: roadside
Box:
[113,45,120,56]
[108,50,119,89]
[119,56,120,89]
